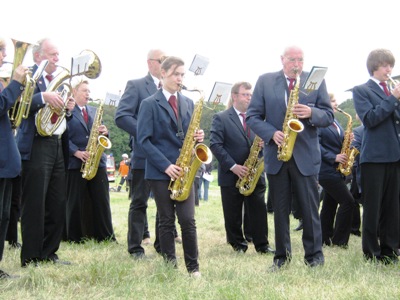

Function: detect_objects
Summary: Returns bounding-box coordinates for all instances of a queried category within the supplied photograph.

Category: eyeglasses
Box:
[149,58,162,64]
[235,93,252,98]
[285,57,304,63]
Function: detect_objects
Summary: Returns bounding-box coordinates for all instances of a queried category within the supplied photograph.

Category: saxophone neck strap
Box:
[175,97,185,141]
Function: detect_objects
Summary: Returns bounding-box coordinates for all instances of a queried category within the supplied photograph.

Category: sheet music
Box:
[71,53,91,76]
[104,92,121,107]
[189,54,210,76]
[207,81,232,107]
[302,66,328,93]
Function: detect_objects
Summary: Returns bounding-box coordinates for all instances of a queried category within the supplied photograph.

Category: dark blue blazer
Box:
[67,105,106,169]
[318,120,344,180]
[353,79,400,163]
[247,70,334,176]
[137,89,194,180]
[0,80,23,178]
[210,106,265,187]
[115,73,158,169]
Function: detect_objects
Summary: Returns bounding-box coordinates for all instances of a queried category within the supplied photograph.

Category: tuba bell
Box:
[8,38,37,128]
[35,49,102,136]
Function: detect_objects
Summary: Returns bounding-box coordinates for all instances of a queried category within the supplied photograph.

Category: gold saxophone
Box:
[277,76,304,161]
[336,108,359,176]
[236,135,264,196]
[168,86,212,201]
[81,100,112,180]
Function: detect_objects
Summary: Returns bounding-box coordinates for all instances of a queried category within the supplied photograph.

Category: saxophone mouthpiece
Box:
[179,84,187,91]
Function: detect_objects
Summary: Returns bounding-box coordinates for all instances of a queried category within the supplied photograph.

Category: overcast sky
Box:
[2,0,400,104]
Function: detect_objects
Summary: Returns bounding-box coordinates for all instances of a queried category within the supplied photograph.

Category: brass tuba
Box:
[277,75,304,161]
[81,99,112,180]
[168,86,213,201]
[35,49,102,136]
[8,38,40,129]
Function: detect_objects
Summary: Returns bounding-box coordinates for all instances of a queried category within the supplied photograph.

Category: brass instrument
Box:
[168,86,212,201]
[388,75,399,90]
[81,99,112,180]
[8,39,38,129]
[36,49,102,136]
[277,75,304,161]
[336,108,359,176]
[236,135,264,196]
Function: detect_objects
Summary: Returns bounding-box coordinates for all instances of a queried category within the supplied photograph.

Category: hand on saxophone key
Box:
[98,124,108,136]
[293,104,311,118]
[74,150,90,162]
[232,165,249,179]
[273,131,285,147]
[165,164,183,180]
[193,129,204,143]
[335,153,348,164]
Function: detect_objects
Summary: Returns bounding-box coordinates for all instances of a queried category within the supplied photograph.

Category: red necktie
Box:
[168,95,178,118]
[240,113,249,137]
[288,78,295,91]
[82,107,88,124]
[380,82,390,96]
[46,74,59,124]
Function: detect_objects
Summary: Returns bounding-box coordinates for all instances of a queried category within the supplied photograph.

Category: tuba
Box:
[236,135,264,196]
[81,99,112,180]
[168,86,212,201]
[277,75,304,161]
[336,108,359,176]
[8,39,43,129]
[35,49,102,136]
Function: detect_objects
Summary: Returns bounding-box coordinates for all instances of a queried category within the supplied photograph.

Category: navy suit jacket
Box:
[210,106,265,187]
[247,70,334,176]
[115,73,158,169]
[137,89,194,180]
[67,105,106,170]
[353,79,400,163]
[318,120,344,180]
[0,80,23,178]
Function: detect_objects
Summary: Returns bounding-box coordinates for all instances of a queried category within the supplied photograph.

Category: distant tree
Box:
[337,98,361,129]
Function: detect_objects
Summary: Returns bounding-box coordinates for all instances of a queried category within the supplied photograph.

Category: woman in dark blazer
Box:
[137,56,204,278]
[318,94,355,247]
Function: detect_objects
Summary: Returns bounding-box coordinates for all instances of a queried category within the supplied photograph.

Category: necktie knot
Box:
[45,74,54,82]
[380,81,391,96]
[239,113,249,137]
[168,95,178,118]
[158,81,163,89]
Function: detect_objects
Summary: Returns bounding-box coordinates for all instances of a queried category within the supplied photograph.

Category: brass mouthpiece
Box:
[179,84,187,91]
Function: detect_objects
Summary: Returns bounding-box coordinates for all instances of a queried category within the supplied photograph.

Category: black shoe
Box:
[306,257,325,268]
[21,258,40,268]
[257,246,275,255]
[294,219,303,231]
[9,242,22,249]
[131,252,145,260]
[351,230,361,237]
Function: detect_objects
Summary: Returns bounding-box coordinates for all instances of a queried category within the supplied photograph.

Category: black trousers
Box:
[149,180,199,273]
[361,162,400,260]
[0,178,12,261]
[267,159,324,266]
[319,176,355,246]
[220,183,269,252]
[6,175,21,245]
[127,169,152,254]
[66,168,115,243]
[20,136,66,265]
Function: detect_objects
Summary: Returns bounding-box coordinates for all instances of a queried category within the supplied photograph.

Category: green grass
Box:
[1,178,400,299]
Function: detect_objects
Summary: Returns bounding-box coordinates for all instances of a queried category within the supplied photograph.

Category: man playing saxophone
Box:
[247,45,334,271]
[65,80,115,243]
[210,81,274,255]
[17,38,75,267]
[137,56,203,278]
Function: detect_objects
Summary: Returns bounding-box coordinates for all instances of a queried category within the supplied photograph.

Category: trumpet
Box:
[388,75,399,90]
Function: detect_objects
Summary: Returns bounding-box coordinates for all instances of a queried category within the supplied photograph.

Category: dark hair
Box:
[366,49,395,76]
[161,56,184,72]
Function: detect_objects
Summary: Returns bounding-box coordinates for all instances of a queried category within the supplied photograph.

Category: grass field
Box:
[1,177,400,299]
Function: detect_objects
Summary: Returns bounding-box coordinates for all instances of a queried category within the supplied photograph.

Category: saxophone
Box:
[336,108,359,176]
[236,135,264,196]
[168,86,212,201]
[277,76,304,161]
[81,100,112,180]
